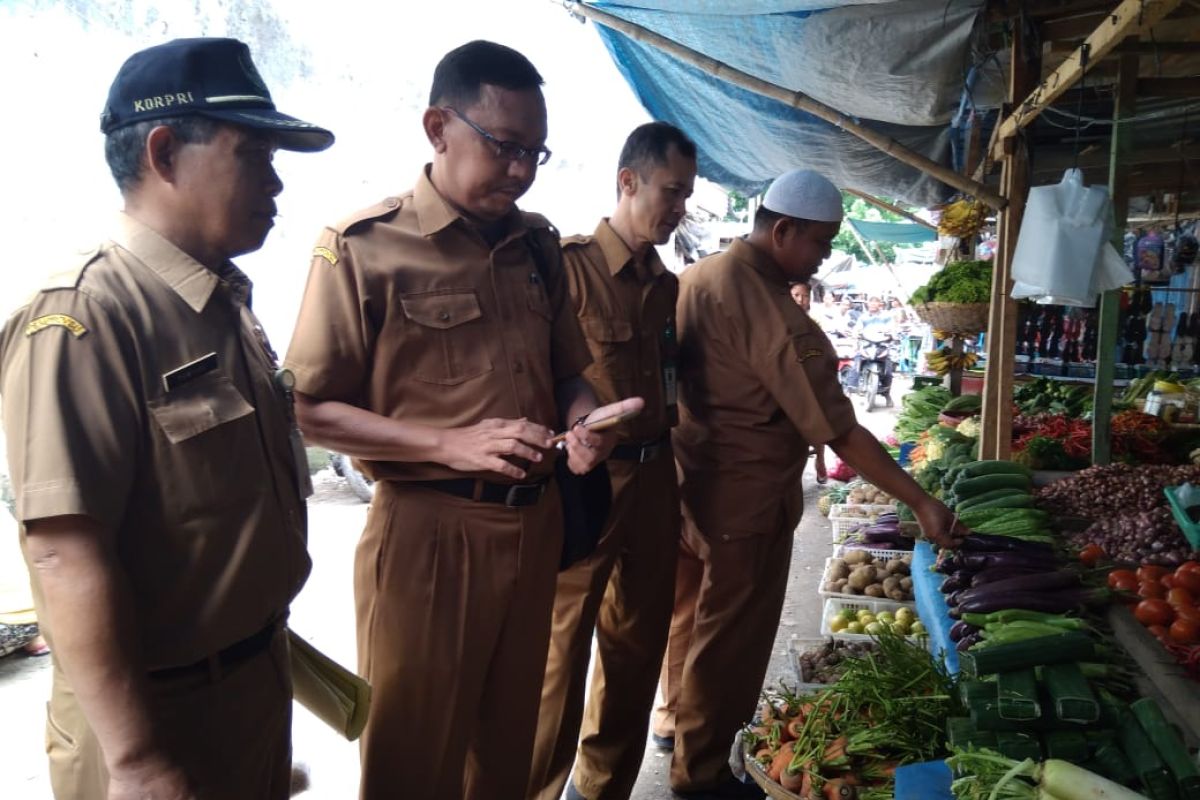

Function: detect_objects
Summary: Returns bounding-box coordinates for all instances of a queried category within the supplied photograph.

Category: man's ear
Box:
[144,125,180,183]
[423,107,448,153]
[771,217,793,249]
[617,166,639,198]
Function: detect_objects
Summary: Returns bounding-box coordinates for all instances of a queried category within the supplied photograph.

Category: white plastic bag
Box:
[1010,169,1133,307]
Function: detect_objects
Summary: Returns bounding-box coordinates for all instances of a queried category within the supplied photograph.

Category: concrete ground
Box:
[0,387,901,799]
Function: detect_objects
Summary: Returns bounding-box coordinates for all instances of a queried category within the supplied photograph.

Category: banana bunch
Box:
[937,198,988,238]
[1190,447,1200,465]
[925,347,979,375]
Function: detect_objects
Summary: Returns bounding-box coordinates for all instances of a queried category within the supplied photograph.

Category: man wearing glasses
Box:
[284,40,617,799]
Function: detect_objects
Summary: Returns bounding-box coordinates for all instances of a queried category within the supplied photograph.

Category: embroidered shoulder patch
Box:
[312,246,338,267]
[24,314,88,338]
[796,348,824,363]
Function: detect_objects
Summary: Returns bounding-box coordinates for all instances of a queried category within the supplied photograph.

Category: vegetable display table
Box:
[912,541,961,675]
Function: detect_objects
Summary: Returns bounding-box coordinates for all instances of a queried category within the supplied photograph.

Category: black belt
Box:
[414,477,549,507]
[610,434,669,464]
[148,621,277,682]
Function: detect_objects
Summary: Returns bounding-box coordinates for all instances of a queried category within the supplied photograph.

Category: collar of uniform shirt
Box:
[595,218,664,283]
[729,236,790,288]
[113,212,221,313]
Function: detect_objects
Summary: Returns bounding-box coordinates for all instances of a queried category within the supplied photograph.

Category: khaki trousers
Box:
[356,481,563,800]
[655,514,795,793]
[46,627,293,800]
[528,451,679,800]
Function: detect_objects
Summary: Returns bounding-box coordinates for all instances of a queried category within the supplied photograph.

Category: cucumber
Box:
[953,473,1033,499]
[1043,662,1100,724]
[955,488,1031,512]
[956,460,1033,481]
[997,669,1041,721]
[1131,698,1200,797]
[960,632,1095,677]
[1042,730,1090,762]
[996,730,1042,761]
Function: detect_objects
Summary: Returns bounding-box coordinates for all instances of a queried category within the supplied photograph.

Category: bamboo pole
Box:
[844,189,938,230]
[989,0,1184,163]
[571,2,1007,210]
[846,221,879,267]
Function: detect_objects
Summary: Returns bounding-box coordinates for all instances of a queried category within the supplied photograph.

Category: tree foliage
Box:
[832,192,919,264]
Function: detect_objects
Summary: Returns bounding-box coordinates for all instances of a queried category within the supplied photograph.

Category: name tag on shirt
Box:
[161,352,219,392]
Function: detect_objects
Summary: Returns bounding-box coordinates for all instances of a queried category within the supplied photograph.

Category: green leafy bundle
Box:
[911,260,994,304]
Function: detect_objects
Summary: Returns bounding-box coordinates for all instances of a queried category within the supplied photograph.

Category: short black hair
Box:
[104,115,222,193]
[429,40,544,108]
[618,122,697,177]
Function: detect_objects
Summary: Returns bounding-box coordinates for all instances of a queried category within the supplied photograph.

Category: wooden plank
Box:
[574,2,1007,210]
[979,23,1038,460]
[1093,52,1139,465]
[1040,11,1110,42]
[1049,39,1200,54]
[843,189,937,230]
[989,0,1184,165]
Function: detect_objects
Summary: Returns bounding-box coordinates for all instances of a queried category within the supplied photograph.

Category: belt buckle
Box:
[504,482,543,507]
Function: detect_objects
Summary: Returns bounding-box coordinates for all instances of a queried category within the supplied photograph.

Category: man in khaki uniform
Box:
[0,39,332,800]
[659,170,965,799]
[529,122,696,800]
[284,41,620,800]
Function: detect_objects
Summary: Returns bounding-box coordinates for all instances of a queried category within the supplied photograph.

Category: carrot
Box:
[768,742,795,781]
[822,777,855,799]
[800,771,812,797]
[780,766,806,792]
[786,717,805,740]
[754,747,772,764]
[821,736,848,767]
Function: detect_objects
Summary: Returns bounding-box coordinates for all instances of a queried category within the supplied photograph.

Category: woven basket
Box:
[744,750,803,800]
[913,302,990,337]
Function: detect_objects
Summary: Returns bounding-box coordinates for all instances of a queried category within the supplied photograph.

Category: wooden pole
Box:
[1093,51,1140,465]
[843,189,938,231]
[989,0,1183,163]
[571,1,1007,210]
[979,21,1039,460]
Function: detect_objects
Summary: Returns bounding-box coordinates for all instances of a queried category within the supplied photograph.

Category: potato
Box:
[885,558,909,576]
[882,576,901,593]
[899,576,914,592]
[847,565,876,590]
[845,584,862,595]
[864,584,886,598]
[843,550,872,566]
[828,559,850,580]
[823,581,841,593]
[833,578,848,591]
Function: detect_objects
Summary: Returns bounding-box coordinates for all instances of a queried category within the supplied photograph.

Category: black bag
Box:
[524,228,613,569]
[555,457,612,570]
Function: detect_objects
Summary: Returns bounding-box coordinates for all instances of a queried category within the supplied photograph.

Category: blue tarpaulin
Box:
[584,1,993,206]
[848,218,938,244]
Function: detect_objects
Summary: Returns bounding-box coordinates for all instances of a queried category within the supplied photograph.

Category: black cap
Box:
[100,38,334,152]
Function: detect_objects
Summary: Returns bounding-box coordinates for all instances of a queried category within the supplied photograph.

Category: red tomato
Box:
[1139,581,1168,599]
[1135,599,1175,627]
[1162,574,1177,590]
[1168,618,1200,644]
[1138,565,1170,582]
[1167,588,1195,608]
[1177,561,1200,576]
[1148,623,1170,641]
[1175,605,1200,625]
[1173,570,1200,595]
[1108,570,1138,591]
[1079,544,1106,567]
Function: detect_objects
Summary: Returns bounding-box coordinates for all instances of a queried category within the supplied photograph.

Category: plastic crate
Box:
[788,635,879,689]
[818,556,916,605]
[819,597,923,642]
[828,503,897,542]
[1163,485,1200,550]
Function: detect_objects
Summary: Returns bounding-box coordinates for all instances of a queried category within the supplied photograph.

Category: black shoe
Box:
[672,777,765,800]
[651,732,676,751]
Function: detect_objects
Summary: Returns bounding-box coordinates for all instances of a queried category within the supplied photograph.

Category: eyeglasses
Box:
[442,107,552,166]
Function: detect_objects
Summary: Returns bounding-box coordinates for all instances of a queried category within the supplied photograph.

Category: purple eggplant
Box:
[955,588,1107,616]
[949,620,977,642]
[956,570,1081,604]
[959,533,1055,555]
[970,566,1055,587]
[940,571,973,594]
[956,551,1058,572]
[956,632,983,651]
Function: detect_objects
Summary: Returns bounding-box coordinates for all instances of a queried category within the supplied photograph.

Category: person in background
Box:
[1,38,332,800]
[283,40,619,800]
[1,499,49,658]
[788,282,829,484]
[660,168,965,799]
[529,121,696,800]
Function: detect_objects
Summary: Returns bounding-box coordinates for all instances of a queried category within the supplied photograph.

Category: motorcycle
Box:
[839,329,898,411]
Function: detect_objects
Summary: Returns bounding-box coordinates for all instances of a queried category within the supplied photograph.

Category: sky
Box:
[0,0,729,346]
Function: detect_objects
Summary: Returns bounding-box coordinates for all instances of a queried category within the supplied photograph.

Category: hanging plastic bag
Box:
[1010,169,1132,307]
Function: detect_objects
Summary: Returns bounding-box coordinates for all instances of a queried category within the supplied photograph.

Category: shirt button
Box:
[439,311,451,322]
[722,534,731,542]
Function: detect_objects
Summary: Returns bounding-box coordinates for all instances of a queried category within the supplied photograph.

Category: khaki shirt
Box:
[562,220,679,443]
[284,168,592,483]
[672,238,856,540]
[0,214,311,669]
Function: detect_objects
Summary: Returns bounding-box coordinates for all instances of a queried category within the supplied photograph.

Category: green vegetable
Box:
[955,487,1032,511]
[944,394,984,414]
[996,730,1043,761]
[1042,663,1099,724]
[947,748,1154,800]
[959,494,1035,513]
[996,669,1041,721]
[1115,704,1178,800]
[953,473,1034,499]
[1041,730,1089,762]
[1093,742,1140,786]
[947,717,999,750]
[960,632,1095,677]
[1130,698,1200,797]
[910,260,993,305]
[956,460,1033,480]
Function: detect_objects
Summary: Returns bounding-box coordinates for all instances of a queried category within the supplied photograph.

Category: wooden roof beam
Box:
[1048,39,1200,53]
[989,0,1185,165]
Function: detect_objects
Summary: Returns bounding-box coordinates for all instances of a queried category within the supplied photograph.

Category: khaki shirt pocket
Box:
[580,316,634,381]
[400,290,494,386]
[147,371,261,515]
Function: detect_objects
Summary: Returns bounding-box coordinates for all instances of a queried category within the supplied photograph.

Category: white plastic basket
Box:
[828,503,898,542]
[819,597,923,642]
[818,556,916,605]
[788,635,879,689]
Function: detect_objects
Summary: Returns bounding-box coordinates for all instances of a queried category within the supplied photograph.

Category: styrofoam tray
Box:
[818,557,916,605]
[819,597,923,642]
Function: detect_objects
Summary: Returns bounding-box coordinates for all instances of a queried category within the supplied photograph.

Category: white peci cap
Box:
[762,169,843,222]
